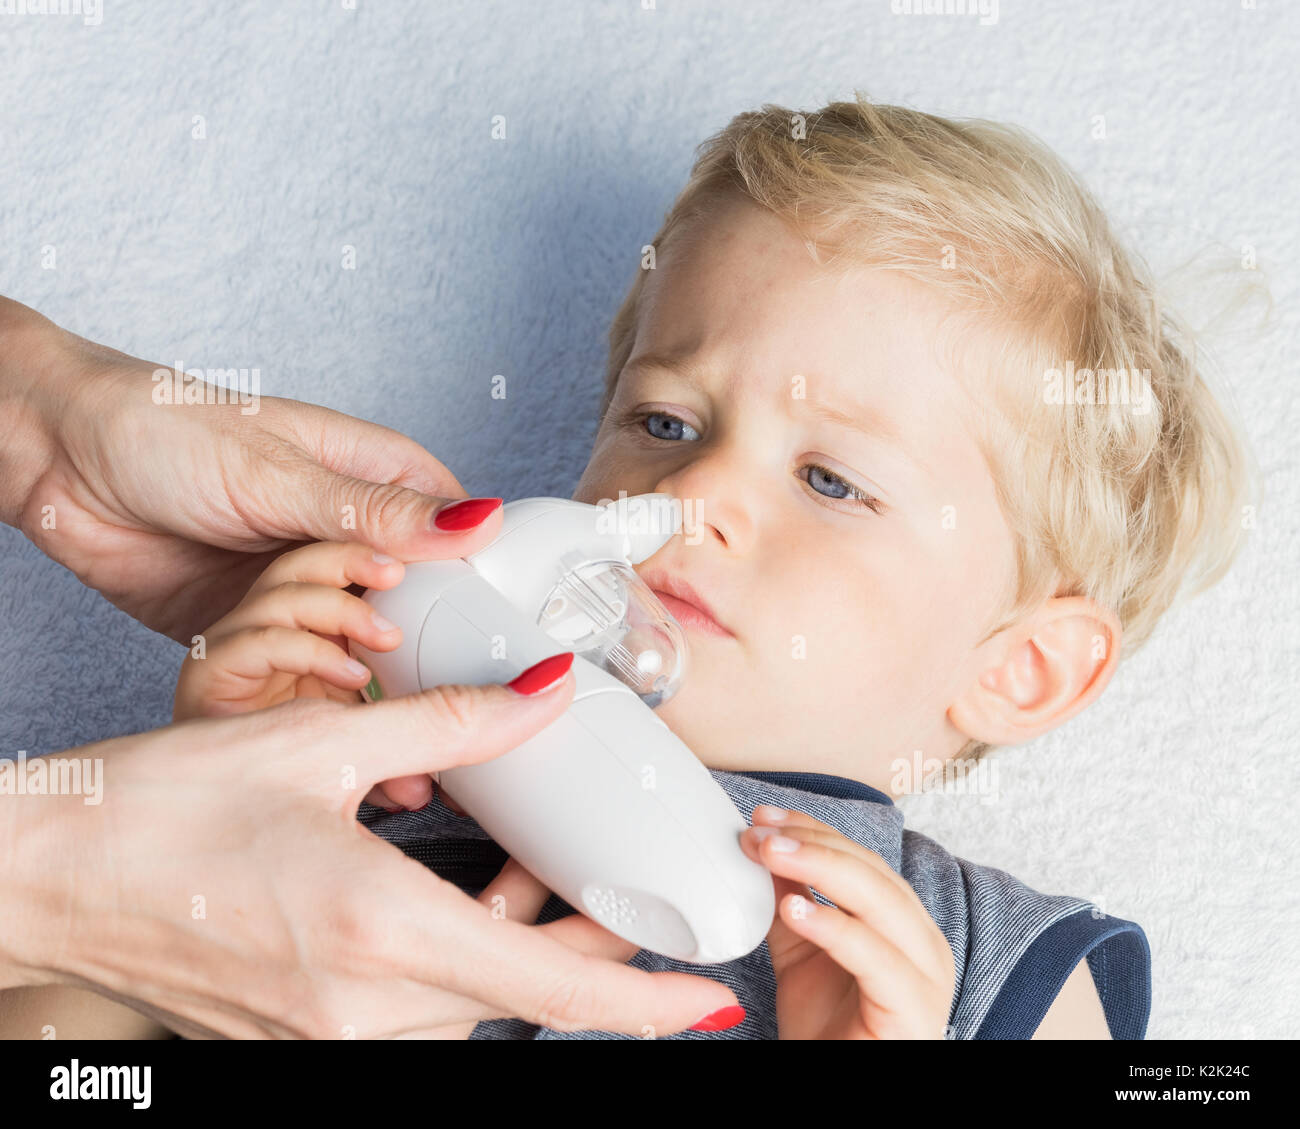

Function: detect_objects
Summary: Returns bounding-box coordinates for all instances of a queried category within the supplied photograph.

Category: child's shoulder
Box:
[898,824,1151,1039]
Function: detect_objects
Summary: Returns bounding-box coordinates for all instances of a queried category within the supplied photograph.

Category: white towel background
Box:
[1,1,1295,1039]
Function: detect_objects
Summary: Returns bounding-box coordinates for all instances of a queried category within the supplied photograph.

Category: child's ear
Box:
[948,597,1122,746]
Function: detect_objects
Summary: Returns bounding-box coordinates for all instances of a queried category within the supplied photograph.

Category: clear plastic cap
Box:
[537,558,686,708]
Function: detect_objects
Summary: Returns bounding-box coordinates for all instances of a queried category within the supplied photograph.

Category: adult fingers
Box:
[285,455,504,564]
[278,399,468,502]
[390,862,646,1039]
[331,656,578,792]
[405,892,739,1038]
[245,396,504,561]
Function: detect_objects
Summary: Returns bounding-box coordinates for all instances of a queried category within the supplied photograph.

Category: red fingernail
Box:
[689,1005,746,1032]
[506,652,575,696]
[432,497,503,532]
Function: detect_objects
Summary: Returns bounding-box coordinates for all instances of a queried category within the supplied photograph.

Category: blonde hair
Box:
[601,92,1255,763]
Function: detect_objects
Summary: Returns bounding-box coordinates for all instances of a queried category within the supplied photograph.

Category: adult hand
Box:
[0,296,497,643]
[0,676,739,1039]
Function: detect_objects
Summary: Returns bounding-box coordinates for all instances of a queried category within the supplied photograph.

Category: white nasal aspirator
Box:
[349,493,776,964]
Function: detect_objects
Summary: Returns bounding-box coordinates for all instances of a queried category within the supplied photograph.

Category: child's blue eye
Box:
[806,464,853,500]
[642,411,700,442]
[803,464,885,515]
[622,409,884,516]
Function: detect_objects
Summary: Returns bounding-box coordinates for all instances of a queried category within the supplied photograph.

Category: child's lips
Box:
[651,589,734,638]
[639,565,735,637]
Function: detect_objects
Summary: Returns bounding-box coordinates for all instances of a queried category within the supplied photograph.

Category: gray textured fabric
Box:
[361,768,1148,1040]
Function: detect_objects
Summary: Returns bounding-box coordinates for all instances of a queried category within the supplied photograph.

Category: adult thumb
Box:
[294,458,505,561]
[343,654,577,788]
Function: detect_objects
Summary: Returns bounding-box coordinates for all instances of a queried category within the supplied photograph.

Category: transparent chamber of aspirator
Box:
[537,559,687,708]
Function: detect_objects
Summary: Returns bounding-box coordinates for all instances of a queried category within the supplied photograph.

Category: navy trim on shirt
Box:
[974,908,1152,1039]
[733,769,893,807]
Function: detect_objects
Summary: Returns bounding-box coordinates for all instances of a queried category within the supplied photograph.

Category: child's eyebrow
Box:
[623,352,706,385]
[800,393,905,451]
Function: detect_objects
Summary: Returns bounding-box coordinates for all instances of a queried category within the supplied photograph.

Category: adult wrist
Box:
[0,298,64,530]
[0,781,82,991]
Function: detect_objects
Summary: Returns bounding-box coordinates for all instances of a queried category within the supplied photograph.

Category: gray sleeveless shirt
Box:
[360,768,1150,1040]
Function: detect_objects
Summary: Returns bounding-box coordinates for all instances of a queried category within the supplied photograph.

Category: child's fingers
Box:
[752,805,913,892]
[741,819,887,878]
[760,870,822,965]
[362,785,403,813]
[379,774,436,810]
[362,776,455,814]
[243,541,406,599]
[772,890,946,1032]
[482,858,649,965]
[745,826,951,977]
[362,775,436,812]
[207,583,402,654]
[201,625,374,695]
[475,857,554,923]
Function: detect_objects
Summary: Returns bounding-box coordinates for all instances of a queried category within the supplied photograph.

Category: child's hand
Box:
[173,541,437,811]
[742,805,956,1040]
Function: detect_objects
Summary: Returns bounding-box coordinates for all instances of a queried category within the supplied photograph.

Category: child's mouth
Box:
[651,589,734,638]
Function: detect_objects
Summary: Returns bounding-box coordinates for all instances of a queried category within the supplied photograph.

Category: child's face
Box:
[573,191,1018,792]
